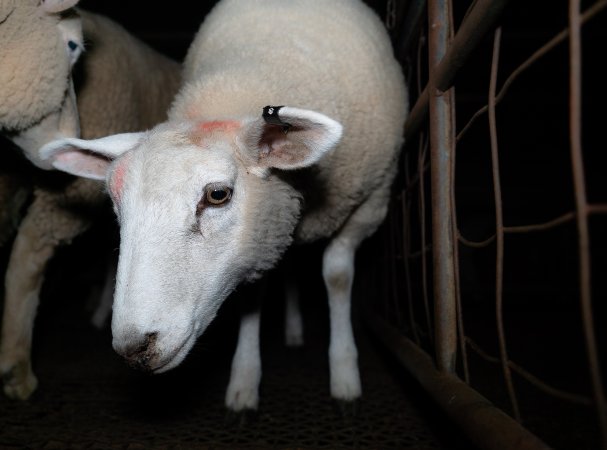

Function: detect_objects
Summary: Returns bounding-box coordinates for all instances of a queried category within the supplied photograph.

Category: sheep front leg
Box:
[323,237,361,405]
[0,229,53,400]
[0,192,91,400]
[321,188,391,410]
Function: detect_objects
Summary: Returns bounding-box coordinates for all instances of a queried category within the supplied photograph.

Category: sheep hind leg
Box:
[283,258,304,347]
[322,189,390,413]
[225,278,266,422]
[90,254,117,329]
[0,194,91,400]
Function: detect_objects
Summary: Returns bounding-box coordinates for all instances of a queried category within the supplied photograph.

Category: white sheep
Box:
[1,0,83,168]
[41,0,408,412]
[0,0,181,400]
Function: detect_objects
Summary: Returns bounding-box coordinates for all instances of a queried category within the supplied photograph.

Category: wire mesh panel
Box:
[364,1,607,449]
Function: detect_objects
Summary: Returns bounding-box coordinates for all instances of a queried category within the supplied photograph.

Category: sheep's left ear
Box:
[243,106,342,171]
[39,133,145,180]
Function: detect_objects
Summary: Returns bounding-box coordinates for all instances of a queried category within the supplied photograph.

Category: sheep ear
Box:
[39,0,80,13]
[245,106,342,171]
[39,133,144,180]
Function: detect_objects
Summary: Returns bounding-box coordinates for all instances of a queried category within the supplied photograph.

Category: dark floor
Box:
[0,238,475,450]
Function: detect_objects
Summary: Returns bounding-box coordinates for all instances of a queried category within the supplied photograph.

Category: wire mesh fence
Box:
[364,1,607,449]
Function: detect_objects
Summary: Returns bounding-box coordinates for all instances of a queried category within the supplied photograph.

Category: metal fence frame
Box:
[365,1,607,448]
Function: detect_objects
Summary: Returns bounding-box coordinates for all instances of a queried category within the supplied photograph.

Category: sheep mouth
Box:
[151,332,198,374]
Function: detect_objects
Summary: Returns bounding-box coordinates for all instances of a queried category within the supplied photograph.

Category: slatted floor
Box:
[0,240,474,450]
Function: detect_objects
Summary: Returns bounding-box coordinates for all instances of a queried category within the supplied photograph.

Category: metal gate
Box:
[364,1,607,448]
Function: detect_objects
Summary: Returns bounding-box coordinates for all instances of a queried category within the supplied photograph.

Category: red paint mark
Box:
[109,154,130,202]
[190,120,241,145]
[198,120,240,133]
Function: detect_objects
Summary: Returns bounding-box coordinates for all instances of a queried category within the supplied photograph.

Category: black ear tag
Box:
[262,105,292,133]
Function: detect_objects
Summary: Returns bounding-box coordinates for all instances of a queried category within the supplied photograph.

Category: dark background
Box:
[1,1,606,449]
[77,0,390,61]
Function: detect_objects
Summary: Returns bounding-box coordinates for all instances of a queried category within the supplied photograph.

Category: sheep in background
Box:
[41,0,408,413]
[1,0,83,168]
[0,0,181,400]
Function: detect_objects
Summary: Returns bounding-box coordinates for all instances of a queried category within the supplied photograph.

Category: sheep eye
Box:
[196,183,233,217]
[204,184,233,206]
[67,40,78,51]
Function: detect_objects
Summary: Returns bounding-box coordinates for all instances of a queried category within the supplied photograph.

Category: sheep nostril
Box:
[122,332,158,372]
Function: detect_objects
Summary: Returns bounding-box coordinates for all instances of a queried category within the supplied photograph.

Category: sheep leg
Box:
[323,236,361,404]
[283,261,304,347]
[0,192,91,400]
[225,280,265,414]
[322,189,390,406]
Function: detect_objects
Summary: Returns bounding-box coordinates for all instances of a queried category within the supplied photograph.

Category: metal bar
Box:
[456,0,607,143]
[402,148,421,344]
[414,26,433,340]
[488,27,521,422]
[568,0,607,447]
[449,75,469,383]
[589,204,607,214]
[466,337,594,407]
[402,191,420,345]
[428,0,457,373]
[405,0,510,142]
[418,140,433,340]
[458,211,576,248]
[366,309,552,450]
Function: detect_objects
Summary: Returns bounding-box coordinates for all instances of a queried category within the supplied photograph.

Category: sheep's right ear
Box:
[39,133,144,180]
[243,106,342,173]
[39,0,80,14]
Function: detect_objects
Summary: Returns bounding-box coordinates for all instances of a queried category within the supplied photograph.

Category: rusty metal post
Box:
[405,0,511,142]
[568,0,607,447]
[427,0,457,373]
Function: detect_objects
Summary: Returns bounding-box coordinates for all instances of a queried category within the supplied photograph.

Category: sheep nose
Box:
[116,332,159,372]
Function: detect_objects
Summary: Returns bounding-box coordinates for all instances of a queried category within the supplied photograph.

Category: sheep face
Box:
[39,107,342,372]
[0,0,83,169]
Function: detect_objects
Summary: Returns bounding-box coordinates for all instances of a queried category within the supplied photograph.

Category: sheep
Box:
[40,0,408,412]
[0,0,181,400]
[1,0,83,169]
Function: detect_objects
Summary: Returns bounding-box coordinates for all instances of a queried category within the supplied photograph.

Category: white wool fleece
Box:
[172,0,408,242]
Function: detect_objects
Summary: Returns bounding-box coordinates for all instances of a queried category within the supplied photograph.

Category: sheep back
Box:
[170,0,408,242]
[77,10,181,139]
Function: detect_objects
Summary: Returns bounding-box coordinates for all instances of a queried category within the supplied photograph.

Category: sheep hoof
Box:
[334,398,360,419]
[285,334,304,347]
[224,408,258,428]
[1,362,38,400]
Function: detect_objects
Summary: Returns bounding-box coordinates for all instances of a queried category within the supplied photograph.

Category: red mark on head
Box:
[109,154,130,203]
[198,120,240,133]
[190,120,241,145]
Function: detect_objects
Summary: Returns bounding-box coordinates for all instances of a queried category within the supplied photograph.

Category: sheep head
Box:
[39,106,342,372]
